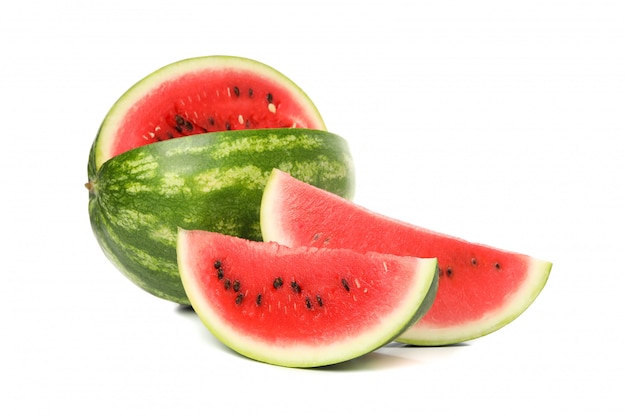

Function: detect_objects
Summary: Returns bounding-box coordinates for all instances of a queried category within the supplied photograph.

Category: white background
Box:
[2,0,624,415]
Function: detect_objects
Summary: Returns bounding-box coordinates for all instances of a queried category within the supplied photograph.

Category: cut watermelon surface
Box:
[177,229,439,367]
[260,169,552,346]
[92,55,326,172]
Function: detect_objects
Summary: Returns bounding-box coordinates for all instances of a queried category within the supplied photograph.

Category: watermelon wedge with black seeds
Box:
[177,229,439,368]
[260,169,552,346]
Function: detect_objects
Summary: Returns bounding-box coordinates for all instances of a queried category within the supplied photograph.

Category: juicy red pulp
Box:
[181,232,423,342]
[268,170,534,327]
[111,70,319,159]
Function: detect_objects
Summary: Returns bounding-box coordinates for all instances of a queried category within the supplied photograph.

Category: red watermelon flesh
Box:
[260,169,552,346]
[177,229,439,367]
[93,56,326,171]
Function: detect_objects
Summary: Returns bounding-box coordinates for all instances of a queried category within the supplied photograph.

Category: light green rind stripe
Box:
[194,166,266,192]
[208,130,323,160]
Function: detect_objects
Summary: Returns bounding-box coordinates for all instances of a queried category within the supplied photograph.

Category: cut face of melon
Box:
[91,55,326,173]
[260,169,552,346]
[177,229,439,368]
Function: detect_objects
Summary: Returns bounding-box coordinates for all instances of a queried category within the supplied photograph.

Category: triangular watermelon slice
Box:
[177,229,439,367]
[260,169,552,346]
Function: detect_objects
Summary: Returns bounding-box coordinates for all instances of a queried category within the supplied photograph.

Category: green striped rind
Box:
[88,128,355,304]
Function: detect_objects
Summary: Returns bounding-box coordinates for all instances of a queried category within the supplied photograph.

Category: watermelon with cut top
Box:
[87,56,354,304]
[260,169,552,346]
[177,229,439,368]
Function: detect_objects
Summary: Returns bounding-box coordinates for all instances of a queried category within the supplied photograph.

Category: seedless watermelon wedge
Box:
[177,229,439,368]
[260,169,552,346]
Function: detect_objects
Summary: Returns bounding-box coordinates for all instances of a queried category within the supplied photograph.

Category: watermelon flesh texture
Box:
[260,169,552,346]
[177,229,439,368]
[92,55,326,172]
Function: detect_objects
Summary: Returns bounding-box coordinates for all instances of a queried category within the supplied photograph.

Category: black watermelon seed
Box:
[208,116,215,126]
[224,279,231,290]
[471,258,478,266]
[235,293,243,305]
[316,295,323,307]
[225,121,231,130]
[266,93,273,103]
[217,268,224,280]
[233,86,240,97]
[248,88,254,97]
[256,293,262,306]
[446,267,453,277]
[213,260,221,269]
[495,262,501,270]
[175,115,185,125]
[233,280,241,292]
[291,281,301,294]
[341,278,350,292]
[273,277,283,289]
[305,297,312,310]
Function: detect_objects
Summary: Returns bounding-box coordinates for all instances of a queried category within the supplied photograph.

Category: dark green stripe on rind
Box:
[88,129,355,304]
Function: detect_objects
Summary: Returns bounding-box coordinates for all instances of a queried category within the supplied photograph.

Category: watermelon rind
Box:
[88,129,355,304]
[91,55,327,172]
[260,169,552,346]
[177,229,439,368]
[396,259,551,345]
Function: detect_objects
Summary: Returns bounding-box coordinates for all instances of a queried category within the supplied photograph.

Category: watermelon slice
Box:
[260,169,552,346]
[177,229,439,367]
